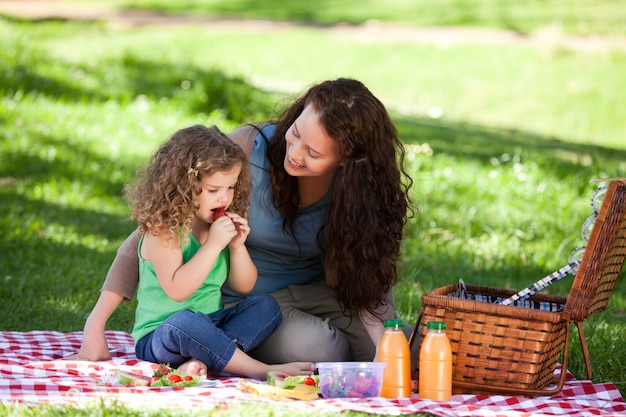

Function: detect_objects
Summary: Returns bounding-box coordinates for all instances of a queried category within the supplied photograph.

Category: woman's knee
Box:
[295,317,350,362]
[250,312,350,363]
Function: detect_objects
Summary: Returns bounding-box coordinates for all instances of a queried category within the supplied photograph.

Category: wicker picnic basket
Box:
[408,178,626,397]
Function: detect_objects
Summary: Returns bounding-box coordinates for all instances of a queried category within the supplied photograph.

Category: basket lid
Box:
[562,179,626,322]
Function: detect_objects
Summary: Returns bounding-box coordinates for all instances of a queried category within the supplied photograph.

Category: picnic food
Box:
[149,370,200,387]
[115,370,151,386]
[213,207,226,219]
[115,364,202,387]
[266,371,289,386]
[266,371,320,393]
[237,379,319,401]
[316,362,385,398]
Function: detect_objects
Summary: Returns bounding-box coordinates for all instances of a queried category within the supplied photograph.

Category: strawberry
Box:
[214,207,226,219]
[154,364,171,377]
[303,376,317,386]
[167,374,182,383]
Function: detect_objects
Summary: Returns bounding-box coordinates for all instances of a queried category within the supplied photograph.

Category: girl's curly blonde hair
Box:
[125,125,251,244]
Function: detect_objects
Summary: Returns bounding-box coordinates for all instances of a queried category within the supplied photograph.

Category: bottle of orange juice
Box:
[419,321,452,401]
[378,319,412,398]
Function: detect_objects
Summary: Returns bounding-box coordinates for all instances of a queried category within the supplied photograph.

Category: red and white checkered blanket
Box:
[1,331,624,416]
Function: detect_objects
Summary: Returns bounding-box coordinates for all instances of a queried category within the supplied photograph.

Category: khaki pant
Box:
[239,280,419,371]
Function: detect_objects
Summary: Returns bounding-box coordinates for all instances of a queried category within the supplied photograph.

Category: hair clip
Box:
[188,167,199,177]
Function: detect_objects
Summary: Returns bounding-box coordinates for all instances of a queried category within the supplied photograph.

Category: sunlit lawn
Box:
[1,2,625,415]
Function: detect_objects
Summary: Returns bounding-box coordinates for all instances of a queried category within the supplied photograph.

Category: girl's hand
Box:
[207,215,239,249]
[225,212,250,249]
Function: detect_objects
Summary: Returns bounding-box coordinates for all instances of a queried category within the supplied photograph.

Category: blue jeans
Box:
[135,294,282,373]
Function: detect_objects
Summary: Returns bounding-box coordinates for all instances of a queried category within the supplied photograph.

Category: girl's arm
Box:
[227,244,257,294]
[65,290,124,361]
[143,230,225,302]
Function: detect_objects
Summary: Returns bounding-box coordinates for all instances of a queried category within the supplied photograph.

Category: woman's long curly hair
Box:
[266,78,415,317]
[126,125,251,244]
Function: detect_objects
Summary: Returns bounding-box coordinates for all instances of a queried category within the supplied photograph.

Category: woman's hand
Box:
[63,290,123,361]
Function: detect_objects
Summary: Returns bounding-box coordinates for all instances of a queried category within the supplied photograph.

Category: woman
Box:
[69,78,416,366]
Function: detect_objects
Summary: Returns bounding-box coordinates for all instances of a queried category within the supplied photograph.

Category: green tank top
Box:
[131,234,229,342]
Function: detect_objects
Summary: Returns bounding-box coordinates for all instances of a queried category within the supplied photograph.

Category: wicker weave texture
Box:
[563,181,626,321]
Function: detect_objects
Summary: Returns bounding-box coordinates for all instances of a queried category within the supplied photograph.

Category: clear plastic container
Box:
[316,362,385,398]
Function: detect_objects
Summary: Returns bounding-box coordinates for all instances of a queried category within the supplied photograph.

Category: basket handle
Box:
[408,310,423,351]
[575,321,593,380]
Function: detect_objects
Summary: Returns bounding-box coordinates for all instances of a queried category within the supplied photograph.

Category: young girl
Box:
[126,124,314,378]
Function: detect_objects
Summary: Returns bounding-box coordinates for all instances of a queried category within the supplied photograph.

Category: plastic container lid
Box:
[383,319,404,328]
[427,321,446,330]
[316,361,386,370]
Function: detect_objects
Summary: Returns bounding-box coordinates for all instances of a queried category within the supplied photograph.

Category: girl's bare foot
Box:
[178,358,208,378]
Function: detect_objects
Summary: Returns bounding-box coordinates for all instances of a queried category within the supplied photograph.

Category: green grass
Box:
[0,402,382,417]
[23,17,626,150]
[71,0,626,36]
[1,2,625,416]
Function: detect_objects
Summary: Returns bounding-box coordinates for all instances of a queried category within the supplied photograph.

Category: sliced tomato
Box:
[167,374,183,383]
